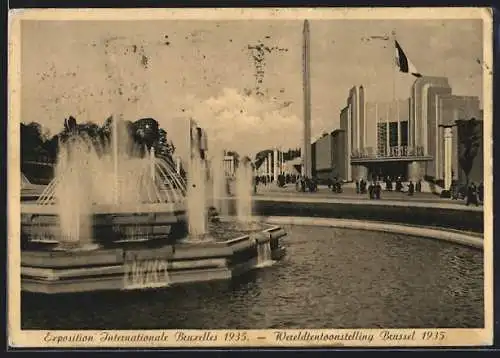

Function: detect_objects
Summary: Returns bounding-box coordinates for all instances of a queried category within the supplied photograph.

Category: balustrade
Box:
[351,146,425,159]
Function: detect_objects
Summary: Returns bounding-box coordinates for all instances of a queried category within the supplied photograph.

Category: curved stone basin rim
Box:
[20,202,186,215]
[247,215,483,250]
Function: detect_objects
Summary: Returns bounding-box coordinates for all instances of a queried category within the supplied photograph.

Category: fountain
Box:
[185,124,208,239]
[23,117,187,250]
[210,150,230,217]
[20,116,287,294]
[235,157,254,224]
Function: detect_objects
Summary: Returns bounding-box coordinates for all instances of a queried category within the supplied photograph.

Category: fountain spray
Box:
[112,115,119,205]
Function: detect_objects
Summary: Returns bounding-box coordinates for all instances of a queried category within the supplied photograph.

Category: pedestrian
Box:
[466,183,478,206]
[408,181,414,196]
[416,180,421,193]
[368,182,374,199]
[375,182,381,199]
[450,181,458,200]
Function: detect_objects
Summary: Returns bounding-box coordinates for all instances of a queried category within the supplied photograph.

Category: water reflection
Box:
[22,225,483,329]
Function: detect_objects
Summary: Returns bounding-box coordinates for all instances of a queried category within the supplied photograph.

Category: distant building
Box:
[339,104,352,180]
[223,154,237,177]
[311,129,346,182]
[332,129,347,180]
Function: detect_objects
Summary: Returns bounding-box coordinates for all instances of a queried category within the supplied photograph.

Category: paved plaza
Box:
[254,184,483,211]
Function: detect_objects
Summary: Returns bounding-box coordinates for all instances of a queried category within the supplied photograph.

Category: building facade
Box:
[255,149,291,180]
[339,105,352,180]
[330,76,483,187]
[436,95,481,181]
[332,129,347,180]
[311,129,347,183]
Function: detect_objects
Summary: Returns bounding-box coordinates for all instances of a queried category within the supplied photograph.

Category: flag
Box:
[394,40,422,77]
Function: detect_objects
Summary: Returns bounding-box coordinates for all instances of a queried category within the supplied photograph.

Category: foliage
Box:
[20,122,49,162]
[457,117,481,185]
[20,116,177,164]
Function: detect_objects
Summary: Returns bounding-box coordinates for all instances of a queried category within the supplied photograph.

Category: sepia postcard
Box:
[8,7,493,349]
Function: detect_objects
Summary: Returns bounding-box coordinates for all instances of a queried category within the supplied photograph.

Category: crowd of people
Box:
[353,176,422,200]
[450,181,483,206]
[295,176,318,192]
[254,173,321,193]
[255,174,300,188]
[251,172,483,207]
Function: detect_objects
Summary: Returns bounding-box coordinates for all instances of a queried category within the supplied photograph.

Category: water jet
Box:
[20,116,287,294]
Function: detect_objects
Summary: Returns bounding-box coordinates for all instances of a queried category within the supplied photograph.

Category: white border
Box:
[7,7,493,348]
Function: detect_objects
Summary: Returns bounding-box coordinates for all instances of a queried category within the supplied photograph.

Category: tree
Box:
[254,149,273,168]
[155,128,175,157]
[20,122,49,162]
[22,116,178,169]
[457,117,481,186]
[133,117,160,149]
[42,135,60,161]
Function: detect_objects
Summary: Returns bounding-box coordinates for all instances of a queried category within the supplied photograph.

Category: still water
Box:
[21,225,483,329]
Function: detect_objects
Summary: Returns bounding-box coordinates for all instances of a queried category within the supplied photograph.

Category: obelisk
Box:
[302,19,312,178]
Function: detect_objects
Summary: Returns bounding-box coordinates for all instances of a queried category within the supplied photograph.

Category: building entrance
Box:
[366,161,409,181]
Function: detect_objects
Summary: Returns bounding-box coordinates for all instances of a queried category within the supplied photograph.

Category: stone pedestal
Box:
[407,161,421,182]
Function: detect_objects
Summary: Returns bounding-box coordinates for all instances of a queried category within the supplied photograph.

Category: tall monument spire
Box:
[302,19,312,178]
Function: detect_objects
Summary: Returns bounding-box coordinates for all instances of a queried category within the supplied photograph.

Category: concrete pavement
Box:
[254,184,483,212]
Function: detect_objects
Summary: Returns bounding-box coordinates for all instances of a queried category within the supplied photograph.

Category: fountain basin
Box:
[21,202,188,249]
[20,223,287,294]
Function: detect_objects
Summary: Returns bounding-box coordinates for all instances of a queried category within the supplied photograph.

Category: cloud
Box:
[174,88,302,158]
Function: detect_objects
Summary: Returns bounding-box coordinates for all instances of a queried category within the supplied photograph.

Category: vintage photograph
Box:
[8,8,492,347]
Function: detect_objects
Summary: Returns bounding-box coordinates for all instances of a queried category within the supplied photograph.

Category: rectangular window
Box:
[400,121,408,147]
[389,122,398,147]
[377,123,387,156]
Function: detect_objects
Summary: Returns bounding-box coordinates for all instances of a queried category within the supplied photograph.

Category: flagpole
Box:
[386,103,390,156]
[391,30,399,157]
[391,30,396,104]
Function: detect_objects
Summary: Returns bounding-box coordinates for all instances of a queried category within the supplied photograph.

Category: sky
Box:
[20,18,484,157]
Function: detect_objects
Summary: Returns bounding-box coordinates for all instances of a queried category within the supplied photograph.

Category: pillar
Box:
[280,151,284,174]
[444,126,453,190]
[407,161,421,182]
[267,152,272,177]
[302,20,312,178]
[273,148,279,182]
[386,104,390,156]
[397,100,401,149]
